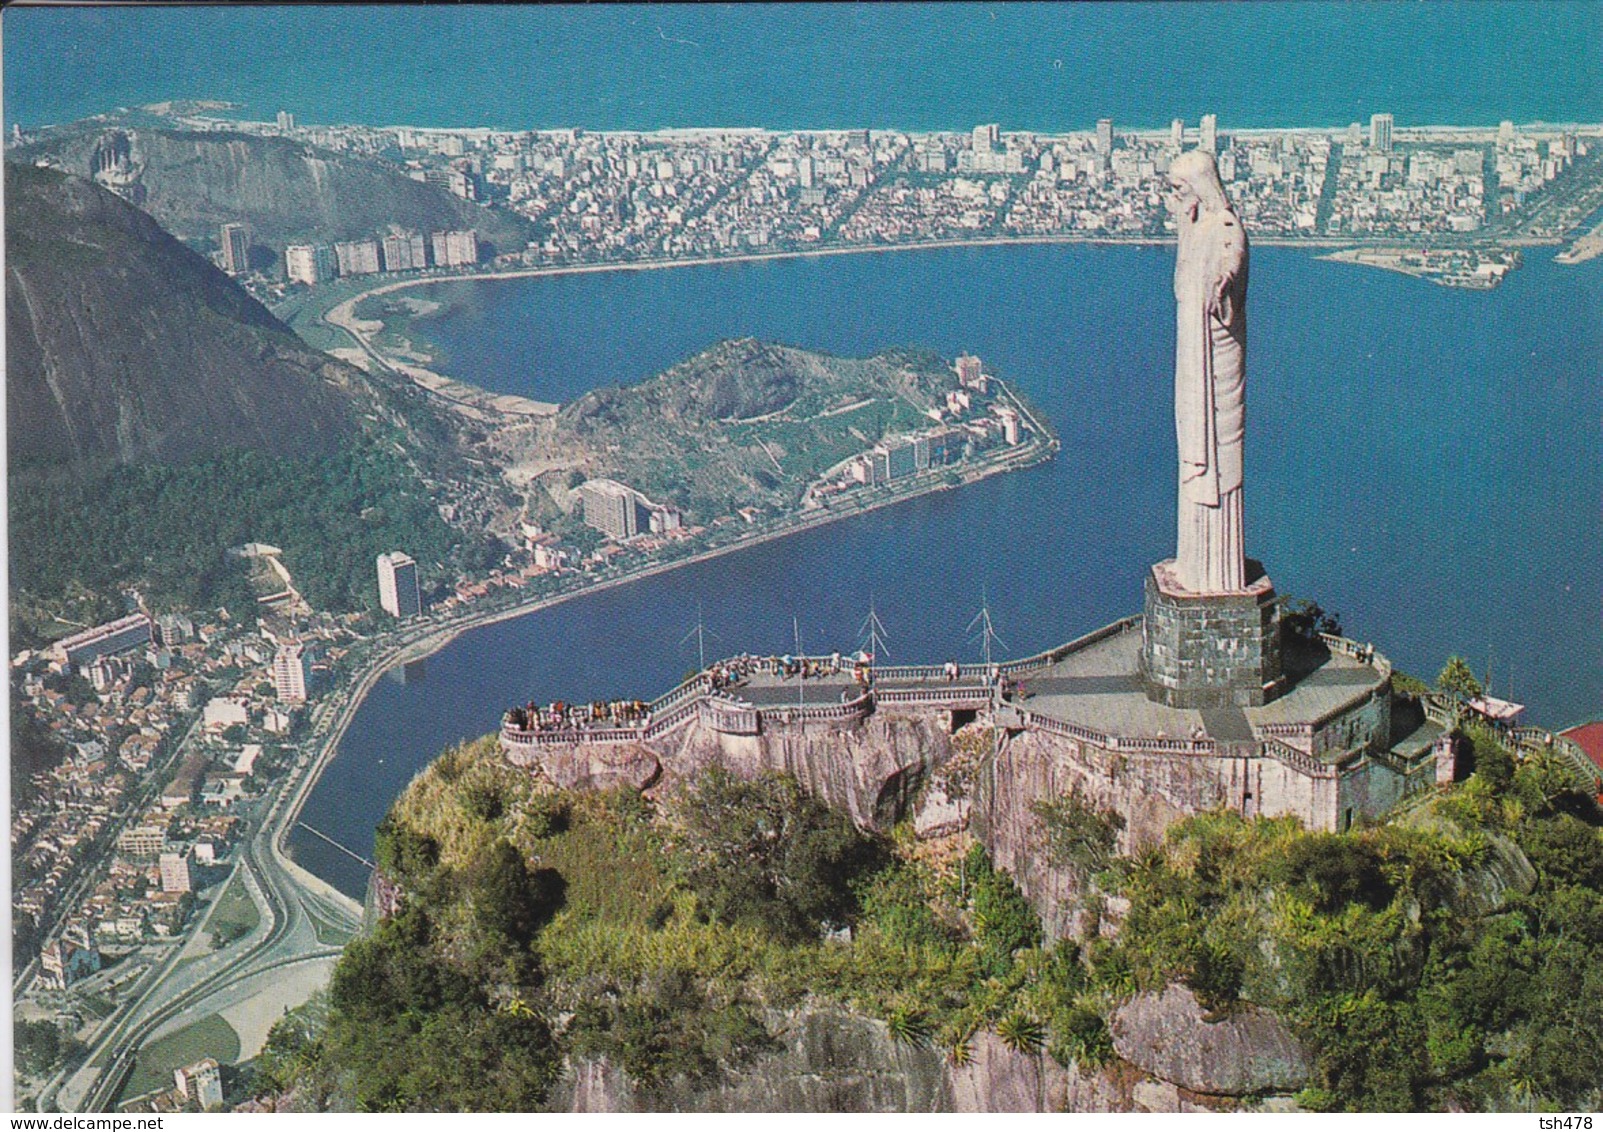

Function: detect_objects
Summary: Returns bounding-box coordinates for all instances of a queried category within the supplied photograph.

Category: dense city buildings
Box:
[376,551,421,618]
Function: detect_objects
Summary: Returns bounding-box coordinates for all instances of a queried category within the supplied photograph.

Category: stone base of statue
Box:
[1140,558,1283,709]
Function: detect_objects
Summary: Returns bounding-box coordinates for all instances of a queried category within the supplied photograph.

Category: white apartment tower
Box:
[272,642,311,703]
[377,552,421,618]
[1199,113,1218,154]
[1370,112,1394,153]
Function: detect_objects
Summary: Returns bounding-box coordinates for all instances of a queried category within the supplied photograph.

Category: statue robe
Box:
[1173,204,1248,592]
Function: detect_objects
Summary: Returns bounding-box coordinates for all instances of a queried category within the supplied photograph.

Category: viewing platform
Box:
[498,615,1422,784]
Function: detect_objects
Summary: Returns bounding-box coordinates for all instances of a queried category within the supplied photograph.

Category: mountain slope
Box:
[6,162,360,469]
[17,125,532,252]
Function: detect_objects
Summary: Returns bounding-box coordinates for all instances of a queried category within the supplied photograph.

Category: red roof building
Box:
[1559,721,1603,774]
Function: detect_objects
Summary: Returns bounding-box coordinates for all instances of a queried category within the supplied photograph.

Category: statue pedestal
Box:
[1140,559,1283,709]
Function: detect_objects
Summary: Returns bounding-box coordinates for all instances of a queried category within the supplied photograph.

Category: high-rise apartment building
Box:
[175,1060,224,1109]
[430,229,479,267]
[335,239,382,276]
[382,231,428,272]
[1199,113,1218,154]
[272,642,311,704]
[377,552,421,618]
[1095,118,1114,155]
[220,223,249,275]
[158,850,192,894]
[580,479,642,541]
[1370,113,1394,153]
[972,123,999,154]
[276,110,296,132]
[1170,118,1185,148]
[284,243,338,285]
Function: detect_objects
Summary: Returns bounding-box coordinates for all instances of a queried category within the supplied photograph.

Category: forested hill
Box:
[6,162,498,635]
[14,124,533,252]
[6,162,359,469]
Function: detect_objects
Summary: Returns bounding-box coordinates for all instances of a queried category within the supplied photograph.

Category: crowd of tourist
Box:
[503,697,651,733]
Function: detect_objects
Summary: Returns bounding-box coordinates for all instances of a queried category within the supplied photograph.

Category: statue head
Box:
[1167,149,1230,219]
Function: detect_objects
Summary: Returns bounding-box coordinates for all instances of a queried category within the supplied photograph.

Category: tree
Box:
[1284,599,1344,642]
[1034,789,1124,877]
[468,838,564,946]
[670,768,887,941]
[1437,656,1483,702]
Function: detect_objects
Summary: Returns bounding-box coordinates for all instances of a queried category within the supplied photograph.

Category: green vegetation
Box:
[1082,735,1603,1111]
[268,737,1074,1109]
[15,1019,75,1078]
[119,1014,241,1104]
[266,714,1602,1113]
[207,872,261,949]
[519,339,993,528]
[9,439,494,634]
[1437,656,1485,702]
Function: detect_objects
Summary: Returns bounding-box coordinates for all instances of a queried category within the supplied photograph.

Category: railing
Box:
[700,696,761,735]
[1318,632,1392,682]
[1262,736,1339,779]
[501,723,651,748]
[873,664,958,682]
[649,673,712,714]
[759,692,874,725]
[1112,734,1216,755]
[643,697,703,739]
[1510,727,1603,789]
[1365,746,1412,774]
[874,684,992,706]
[999,616,1144,676]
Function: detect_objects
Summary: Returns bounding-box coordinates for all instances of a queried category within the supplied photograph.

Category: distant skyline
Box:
[7,3,1602,135]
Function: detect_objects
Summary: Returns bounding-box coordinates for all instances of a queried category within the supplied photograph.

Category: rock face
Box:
[549,1007,1078,1113]
[6,163,359,469]
[1110,984,1311,1097]
[21,126,532,251]
[659,710,956,831]
[509,740,661,793]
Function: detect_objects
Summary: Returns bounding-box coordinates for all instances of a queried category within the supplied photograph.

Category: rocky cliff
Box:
[6,162,360,470]
[548,1004,1294,1113]
[19,125,532,253]
[9,163,367,468]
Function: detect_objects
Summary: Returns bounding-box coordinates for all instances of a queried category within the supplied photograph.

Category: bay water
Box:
[292,243,1603,897]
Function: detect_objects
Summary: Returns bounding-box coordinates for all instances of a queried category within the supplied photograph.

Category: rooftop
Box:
[715,622,1388,748]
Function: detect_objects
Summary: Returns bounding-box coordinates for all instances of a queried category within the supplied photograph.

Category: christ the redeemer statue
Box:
[1167,148,1248,594]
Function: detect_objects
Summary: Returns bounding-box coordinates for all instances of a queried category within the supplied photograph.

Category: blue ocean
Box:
[7,4,1601,133]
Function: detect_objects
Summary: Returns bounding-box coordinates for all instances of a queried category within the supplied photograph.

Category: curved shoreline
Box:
[285,434,1054,895]
[314,231,1369,338]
